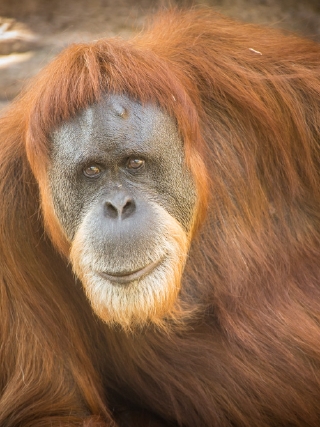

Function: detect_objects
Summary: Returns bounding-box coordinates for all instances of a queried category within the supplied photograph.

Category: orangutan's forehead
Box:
[52,95,184,163]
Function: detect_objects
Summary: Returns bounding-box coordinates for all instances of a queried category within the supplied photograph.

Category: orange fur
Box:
[1,8,320,427]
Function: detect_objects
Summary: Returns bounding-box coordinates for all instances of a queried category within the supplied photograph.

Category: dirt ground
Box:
[0,0,320,112]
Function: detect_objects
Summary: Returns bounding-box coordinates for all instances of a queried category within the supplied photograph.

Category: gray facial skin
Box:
[49,95,196,271]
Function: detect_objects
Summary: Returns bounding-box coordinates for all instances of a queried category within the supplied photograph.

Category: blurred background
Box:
[0,0,320,112]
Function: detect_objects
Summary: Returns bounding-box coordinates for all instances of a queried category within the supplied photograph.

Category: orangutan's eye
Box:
[83,165,102,178]
[126,158,145,170]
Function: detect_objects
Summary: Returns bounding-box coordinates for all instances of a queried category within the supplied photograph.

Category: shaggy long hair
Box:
[1,8,320,427]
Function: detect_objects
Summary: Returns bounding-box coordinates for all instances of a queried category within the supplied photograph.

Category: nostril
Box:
[122,199,136,219]
[104,202,118,219]
[104,197,136,220]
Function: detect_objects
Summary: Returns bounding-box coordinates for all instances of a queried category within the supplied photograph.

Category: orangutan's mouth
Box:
[99,259,162,284]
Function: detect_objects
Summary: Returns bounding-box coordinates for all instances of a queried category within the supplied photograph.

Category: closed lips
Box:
[99,259,162,284]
